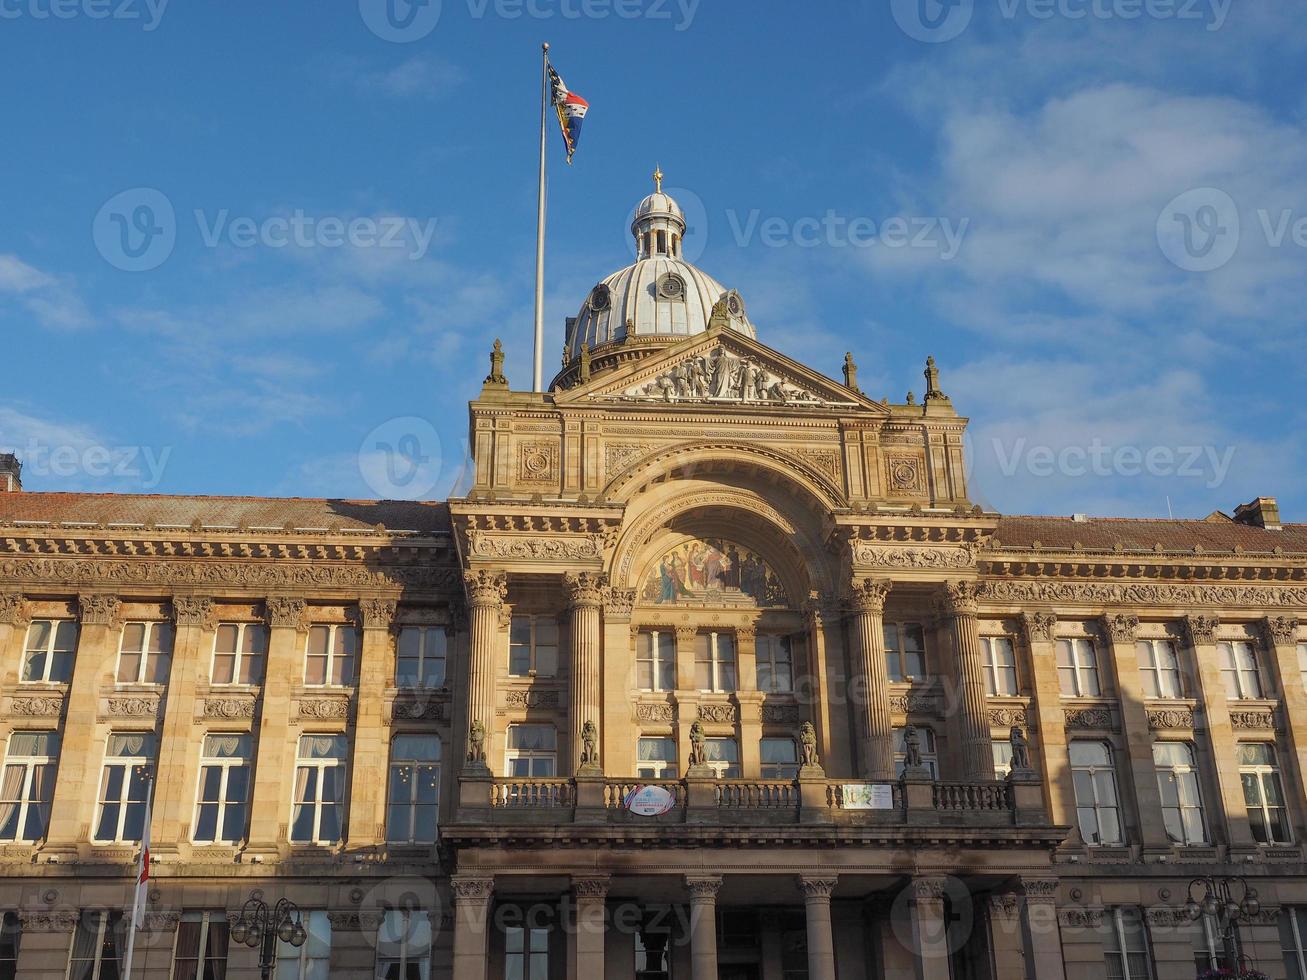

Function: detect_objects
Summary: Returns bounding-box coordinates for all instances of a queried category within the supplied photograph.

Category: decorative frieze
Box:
[1020,878,1059,905]
[890,693,940,716]
[517,442,559,484]
[987,705,1027,728]
[10,696,64,717]
[977,580,1307,609]
[1185,614,1220,646]
[761,703,801,724]
[909,878,946,902]
[265,597,308,632]
[106,697,160,718]
[172,596,217,631]
[1104,613,1139,643]
[1230,707,1278,731]
[202,697,256,719]
[78,593,122,628]
[1057,908,1104,929]
[505,690,560,709]
[17,910,80,932]
[299,698,351,720]
[605,443,650,474]
[1147,707,1195,730]
[852,545,975,570]
[634,702,675,723]
[1143,907,1191,929]
[1064,706,1115,730]
[391,697,446,721]
[1020,611,1057,642]
[697,703,737,724]
[467,531,603,562]
[885,453,926,495]
[572,876,611,899]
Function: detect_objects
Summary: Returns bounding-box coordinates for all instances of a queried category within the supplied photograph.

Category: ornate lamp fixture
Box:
[1184,876,1259,971]
[230,894,307,980]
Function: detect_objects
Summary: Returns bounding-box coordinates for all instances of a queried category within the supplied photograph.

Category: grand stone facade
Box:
[1,185,1306,979]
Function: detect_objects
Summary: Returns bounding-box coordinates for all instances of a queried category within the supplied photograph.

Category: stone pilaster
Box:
[849,578,894,780]
[1263,616,1307,841]
[571,875,610,978]
[451,875,494,980]
[1020,877,1065,980]
[907,877,951,980]
[564,572,605,775]
[0,592,32,688]
[798,875,838,980]
[939,581,992,781]
[1021,611,1073,832]
[463,571,506,773]
[736,625,763,777]
[804,596,852,776]
[685,875,722,980]
[348,598,397,847]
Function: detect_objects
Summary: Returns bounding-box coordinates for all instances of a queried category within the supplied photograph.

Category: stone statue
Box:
[688,721,707,767]
[485,339,507,386]
[1009,726,1030,772]
[843,352,859,392]
[902,725,923,770]
[923,355,951,404]
[580,720,599,767]
[467,720,486,765]
[579,343,592,383]
[800,721,819,768]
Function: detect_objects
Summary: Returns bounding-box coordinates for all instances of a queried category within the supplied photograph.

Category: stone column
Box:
[1264,616,1307,839]
[1020,877,1065,980]
[675,625,700,768]
[737,625,764,777]
[1101,613,1170,853]
[463,571,507,772]
[564,572,605,775]
[451,875,494,980]
[46,593,122,852]
[798,876,838,980]
[939,582,992,781]
[849,578,894,780]
[1021,612,1072,831]
[986,894,1025,980]
[601,588,637,775]
[152,597,216,854]
[348,598,397,847]
[572,875,609,977]
[907,877,951,980]
[685,875,722,980]
[246,595,307,854]
[804,597,853,776]
[1185,613,1257,850]
[15,910,80,980]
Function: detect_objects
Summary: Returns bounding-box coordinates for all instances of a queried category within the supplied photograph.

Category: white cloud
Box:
[0,255,53,293]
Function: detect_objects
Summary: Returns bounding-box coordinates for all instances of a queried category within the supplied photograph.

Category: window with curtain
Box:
[116,621,173,685]
[760,738,799,779]
[291,735,348,844]
[211,623,267,686]
[67,910,123,980]
[1138,639,1184,698]
[193,734,252,844]
[1056,638,1102,697]
[981,636,1018,696]
[636,631,675,692]
[274,910,330,980]
[636,737,676,779]
[1153,742,1207,845]
[756,635,794,693]
[304,625,357,687]
[992,740,1013,778]
[1101,907,1154,980]
[0,730,58,843]
[694,632,737,693]
[0,912,18,980]
[376,908,431,980]
[172,910,229,980]
[892,727,939,779]
[703,738,740,778]
[1240,742,1292,844]
[387,735,441,844]
[883,622,927,682]
[1070,741,1123,845]
[504,923,548,980]
[509,616,558,677]
[94,732,155,843]
[1281,906,1307,980]
[505,725,556,778]
[396,627,447,689]
[21,620,77,683]
[1219,640,1266,700]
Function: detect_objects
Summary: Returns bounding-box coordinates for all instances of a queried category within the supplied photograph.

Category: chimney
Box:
[1234,496,1282,531]
[0,454,20,493]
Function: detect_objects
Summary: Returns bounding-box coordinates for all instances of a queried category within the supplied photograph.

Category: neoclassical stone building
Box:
[1,183,1307,980]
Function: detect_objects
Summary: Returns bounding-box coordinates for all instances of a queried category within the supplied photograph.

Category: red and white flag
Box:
[130,804,151,929]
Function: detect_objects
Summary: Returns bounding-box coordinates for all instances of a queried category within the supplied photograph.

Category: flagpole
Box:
[122,771,153,980]
[533,41,550,394]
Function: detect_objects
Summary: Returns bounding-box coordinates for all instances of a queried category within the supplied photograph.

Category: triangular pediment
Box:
[554,327,890,415]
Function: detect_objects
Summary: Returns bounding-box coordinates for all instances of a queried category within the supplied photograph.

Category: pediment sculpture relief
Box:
[621,346,844,406]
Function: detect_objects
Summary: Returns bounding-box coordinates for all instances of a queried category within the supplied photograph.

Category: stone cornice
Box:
[977,579,1307,610]
[982,552,1307,581]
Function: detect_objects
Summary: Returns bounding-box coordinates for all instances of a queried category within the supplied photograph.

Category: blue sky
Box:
[1,0,1304,520]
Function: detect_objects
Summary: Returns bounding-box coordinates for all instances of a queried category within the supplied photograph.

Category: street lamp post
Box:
[230,895,307,980]
[1184,875,1260,972]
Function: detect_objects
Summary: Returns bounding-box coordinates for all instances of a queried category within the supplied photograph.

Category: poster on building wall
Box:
[841,784,894,810]
[623,785,678,816]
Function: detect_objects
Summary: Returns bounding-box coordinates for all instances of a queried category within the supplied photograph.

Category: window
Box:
[505,925,548,980]
[635,920,671,980]
[1240,742,1291,844]
[636,631,675,692]
[702,738,740,778]
[0,731,58,843]
[756,635,793,693]
[981,636,1018,696]
[1192,912,1240,974]
[1152,742,1206,845]
[275,910,330,980]
[509,616,558,677]
[291,735,348,844]
[1070,741,1122,845]
[992,740,1013,778]
[1281,906,1307,980]
[304,624,357,687]
[387,735,441,844]
[636,737,677,779]
[116,621,172,685]
[172,911,228,980]
[69,912,123,980]
[377,908,431,980]
[21,620,76,683]
[1102,907,1154,980]
[211,622,267,685]
[1219,641,1265,700]
[505,725,556,777]
[0,913,15,980]
[883,622,926,681]
[1057,638,1102,697]
[695,632,737,693]
[892,727,938,779]
[397,627,446,689]
[760,738,799,779]
[94,732,155,843]
[1299,643,1307,695]
[194,734,252,844]
[1138,639,1184,699]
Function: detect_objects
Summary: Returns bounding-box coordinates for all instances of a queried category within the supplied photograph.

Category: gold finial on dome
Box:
[653,165,663,194]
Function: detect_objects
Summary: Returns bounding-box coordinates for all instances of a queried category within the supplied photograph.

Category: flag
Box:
[131,803,150,930]
[548,62,588,164]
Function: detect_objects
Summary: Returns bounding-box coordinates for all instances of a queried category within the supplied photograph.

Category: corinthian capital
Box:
[0,592,31,628]
[1020,611,1057,643]
[849,578,892,615]
[265,596,309,632]
[78,593,122,629]
[940,580,979,617]
[464,570,508,609]
[357,598,398,631]
[172,596,216,631]
[563,571,608,609]
[1185,614,1220,647]
[1265,616,1300,647]
[1103,613,1139,644]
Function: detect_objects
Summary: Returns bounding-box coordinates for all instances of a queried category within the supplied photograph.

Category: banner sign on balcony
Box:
[623,785,677,816]
[841,783,894,810]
